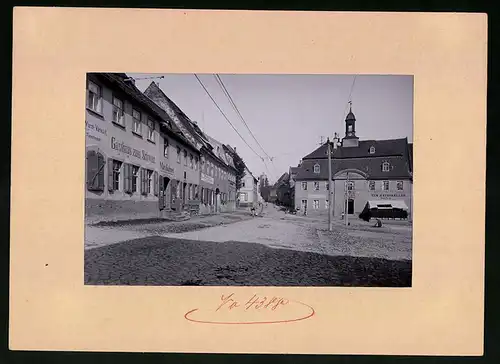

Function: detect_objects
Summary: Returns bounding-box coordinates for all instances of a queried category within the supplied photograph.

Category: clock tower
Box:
[342,101,359,147]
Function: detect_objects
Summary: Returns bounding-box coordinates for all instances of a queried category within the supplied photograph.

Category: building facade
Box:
[144,81,237,214]
[293,105,413,219]
[238,167,258,207]
[85,73,199,220]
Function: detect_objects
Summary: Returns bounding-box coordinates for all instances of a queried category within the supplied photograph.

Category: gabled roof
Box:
[303,138,409,160]
[92,73,194,149]
[294,156,411,181]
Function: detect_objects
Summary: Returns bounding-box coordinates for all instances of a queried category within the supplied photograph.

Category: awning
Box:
[366,200,409,210]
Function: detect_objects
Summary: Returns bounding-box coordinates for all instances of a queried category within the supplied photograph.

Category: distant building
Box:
[293,104,413,218]
[238,166,258,207]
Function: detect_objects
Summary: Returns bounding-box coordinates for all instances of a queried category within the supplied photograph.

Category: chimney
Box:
[233,147,237,153]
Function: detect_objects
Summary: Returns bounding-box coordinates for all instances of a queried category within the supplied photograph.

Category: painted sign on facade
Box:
[110,137,156,163]
[201,173,214,184]
[370,193,407,199]
[160,161,175,177]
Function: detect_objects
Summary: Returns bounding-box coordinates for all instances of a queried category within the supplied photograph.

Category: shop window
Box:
[112,97,124,126]
[87,80,102,113]
[382,180,390,191]
[397,181,404,191]
[382,162,390,172]
[147,118,155,142]
[369,181,375,191]
[176,146,181,163]
[132,109,142,135]
[302,182,307,190]
[313,200,319,209]
[86,150,105,191]
[313,182,320,190]
[112,160,122,191]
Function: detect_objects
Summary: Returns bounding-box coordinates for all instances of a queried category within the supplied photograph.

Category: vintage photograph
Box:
[84,73,413,287]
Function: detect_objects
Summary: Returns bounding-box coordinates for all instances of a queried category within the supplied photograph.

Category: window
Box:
[147,118,155,142]
[348,125,353,132]
[369,146,376,154]
[397,181,404,191]
[382,180,390,191]
[112,97,124,126]
[183,150,187,166]
[313,182,320,190]
[325,200,329,209]
[87,80,102,113]
[242,180,246,188]
[326,181,330,190]
[131,165,139,193]
[313,164,320,174]
[189,154,194,168]
[176,146,181,163]
[301,182,308,190]
[146,170,153,194]
[112,160,122,191]
[313,200,319,209]
[346,181,354,191]
[163,138,169,158]
[195,157,199,170]
[132,109,142,135]
[369,181,375,191]
[382,162,390,172]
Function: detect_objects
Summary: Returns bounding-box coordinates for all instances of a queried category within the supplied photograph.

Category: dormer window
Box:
[382,161,390,172]
[313,164,320,174]
[369,146,376,154]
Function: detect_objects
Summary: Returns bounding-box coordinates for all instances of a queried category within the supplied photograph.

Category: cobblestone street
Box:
[85,204,412,286]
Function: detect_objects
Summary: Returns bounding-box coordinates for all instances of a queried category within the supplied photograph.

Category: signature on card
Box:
[184,292,315,325]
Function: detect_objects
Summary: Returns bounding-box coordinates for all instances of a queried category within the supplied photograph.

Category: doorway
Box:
[347,199,354,214]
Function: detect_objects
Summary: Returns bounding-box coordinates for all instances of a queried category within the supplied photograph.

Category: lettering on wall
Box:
[85,121,108,142]
[371,193,406,199]
[160,161,175,176]
[201,173,214,185]
[111,137,156,163]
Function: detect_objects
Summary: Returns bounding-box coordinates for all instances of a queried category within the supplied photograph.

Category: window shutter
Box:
[107,158,114,192]
[86,150,98,190]
[154,171,159,196]
[123,164,130,193]
[140,169,146,195]
[97,153,105,190]
[159,175,165,209]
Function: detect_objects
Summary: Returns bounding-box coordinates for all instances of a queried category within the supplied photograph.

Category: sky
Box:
[128,73,413,184]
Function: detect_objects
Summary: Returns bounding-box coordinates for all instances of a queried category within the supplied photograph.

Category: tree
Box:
[232,152,246,191]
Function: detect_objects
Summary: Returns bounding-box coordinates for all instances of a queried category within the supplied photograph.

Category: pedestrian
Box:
[250,204,256,217]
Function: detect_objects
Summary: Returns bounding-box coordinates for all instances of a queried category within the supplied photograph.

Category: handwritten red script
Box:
[184,293,315,325]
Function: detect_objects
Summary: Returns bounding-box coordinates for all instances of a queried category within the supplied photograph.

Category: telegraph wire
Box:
[193,74,263,160]
[194,74,275,181]
[214,74,273,160]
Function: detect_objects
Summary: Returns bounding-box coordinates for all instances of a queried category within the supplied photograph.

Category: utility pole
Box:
[327,137,333,231]
[345,171,349,227]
